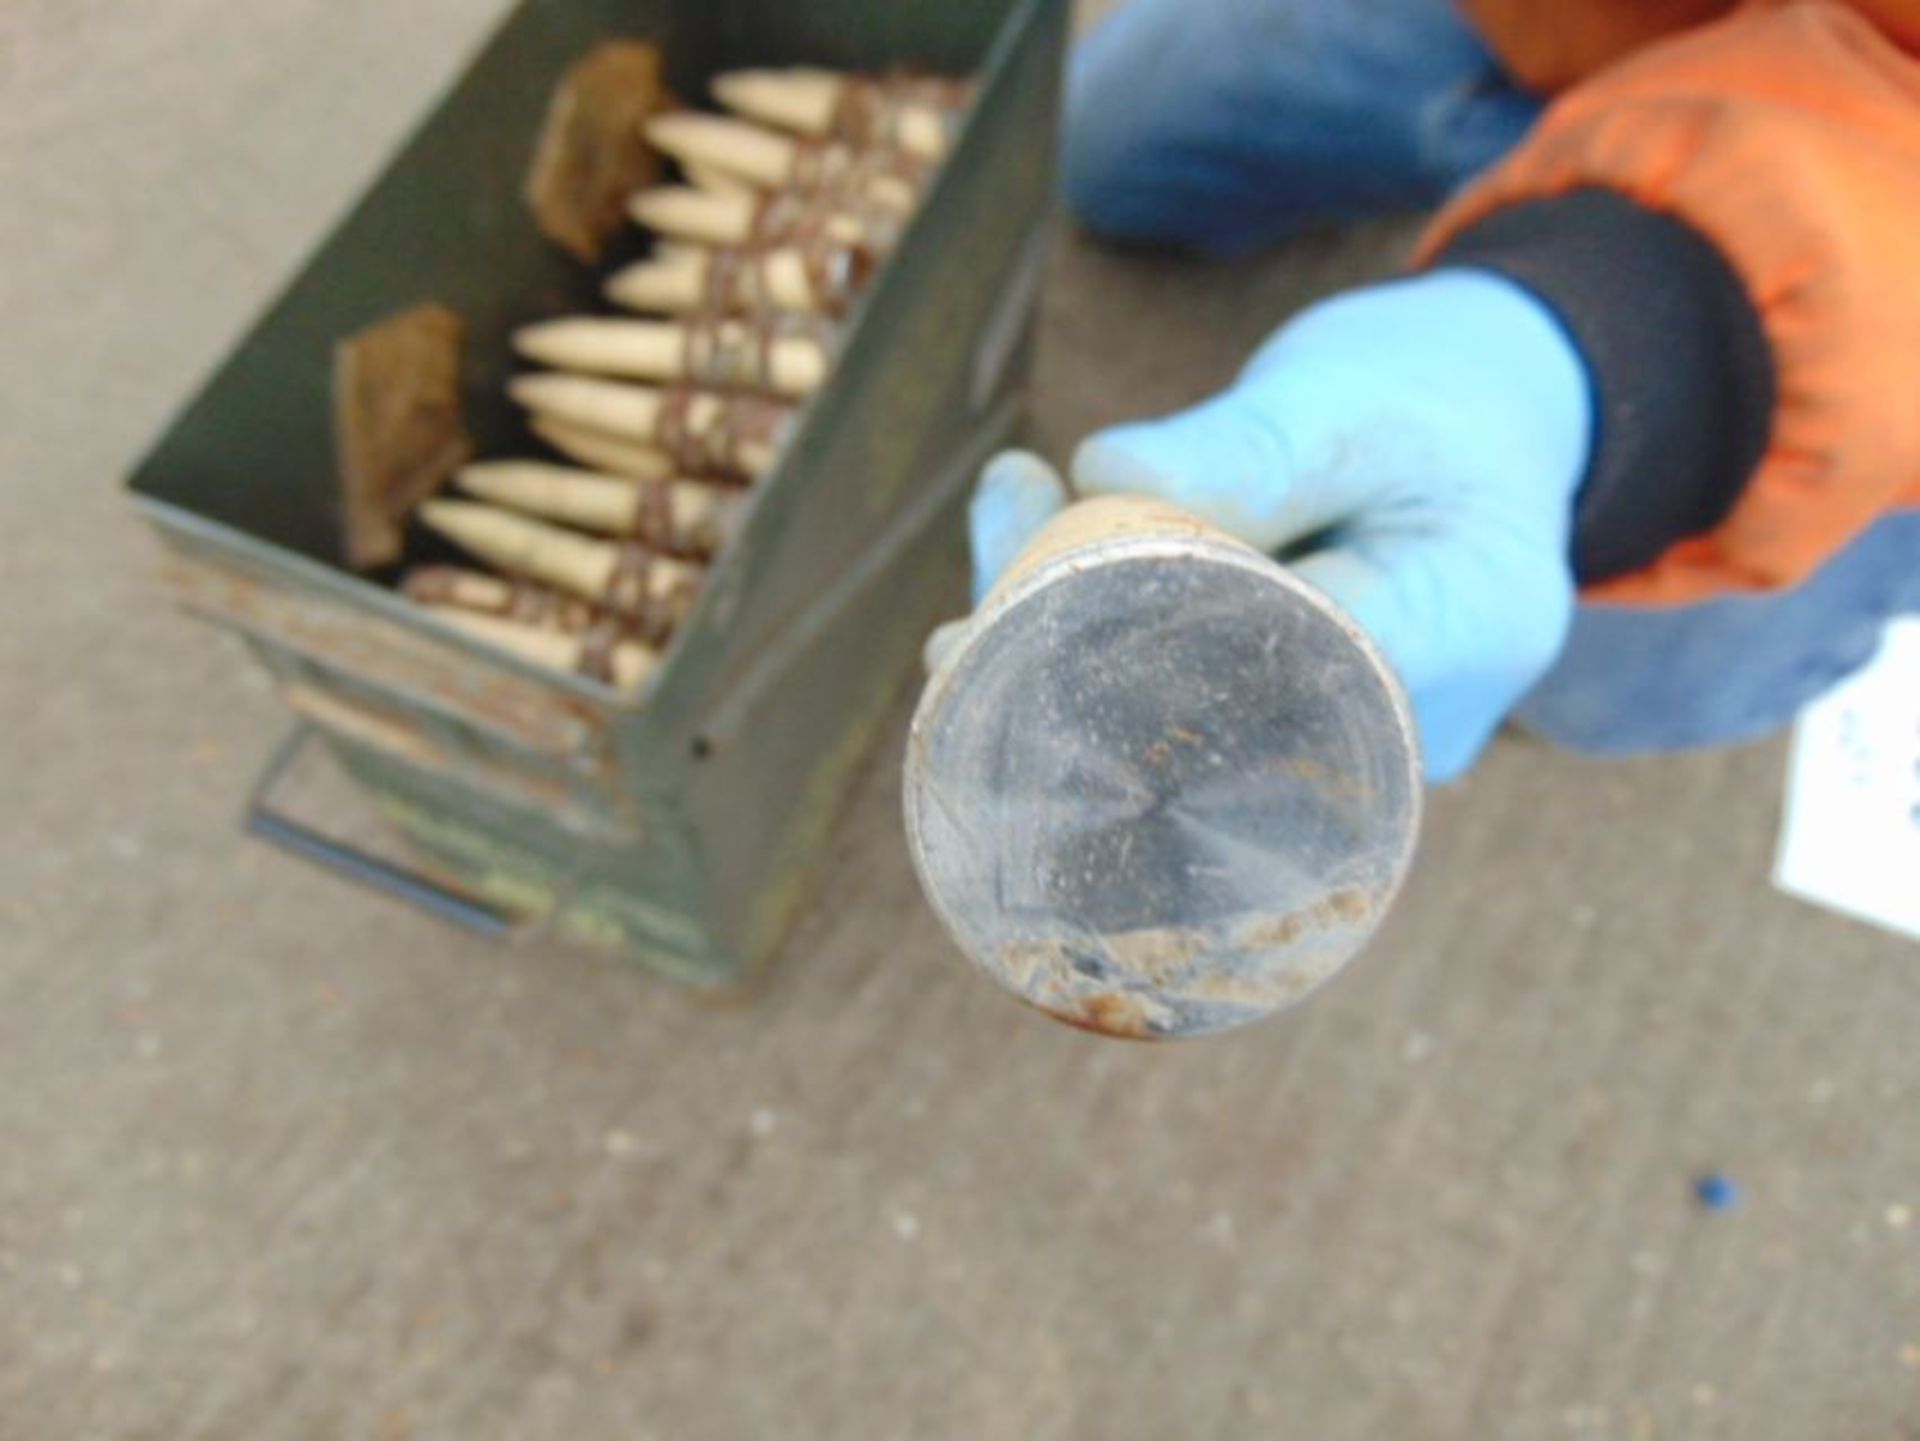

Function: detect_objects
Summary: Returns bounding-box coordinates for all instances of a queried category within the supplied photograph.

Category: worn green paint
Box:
[126,0,1067,983]
[369,795,564,918]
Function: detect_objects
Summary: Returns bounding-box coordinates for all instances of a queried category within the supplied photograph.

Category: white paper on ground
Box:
[1774,618,1920,941]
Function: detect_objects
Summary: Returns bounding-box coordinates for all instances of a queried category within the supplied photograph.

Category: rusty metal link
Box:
[398,566,474,608]
[701,245,758,314]
[832,75,970,151]
[889,73,975,113]
[701,235,870,317]
[631,477,678,553]
[785,134,928,197]
[747,189,902,258]
[402,567,597,635]
[799,237,871,314]
[604,542,659,633]
[678,314,837,394]
[680,317,775,392]
[653,387,793,480]
[598,539,707,642]
[508,587,595,633]
[574,613,629,684]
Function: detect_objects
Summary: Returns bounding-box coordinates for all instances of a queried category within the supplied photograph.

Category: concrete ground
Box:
[4,3,1918,1438]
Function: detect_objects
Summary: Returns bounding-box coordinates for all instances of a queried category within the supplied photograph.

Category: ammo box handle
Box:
[245,726,518,938]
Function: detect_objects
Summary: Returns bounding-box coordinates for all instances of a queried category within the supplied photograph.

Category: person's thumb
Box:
[1070,388,1363,552]
[921,617,971,675]
[968,449,1069,606]
[924,452,1069,677]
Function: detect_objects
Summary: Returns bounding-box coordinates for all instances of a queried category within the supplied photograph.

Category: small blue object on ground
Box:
[1695,1173,1741,1211]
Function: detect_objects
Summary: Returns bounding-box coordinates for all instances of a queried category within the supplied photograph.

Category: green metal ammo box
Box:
[126,0,1068,985]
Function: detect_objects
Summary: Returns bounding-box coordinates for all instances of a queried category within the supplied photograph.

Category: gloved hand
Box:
[945,269,1594,780]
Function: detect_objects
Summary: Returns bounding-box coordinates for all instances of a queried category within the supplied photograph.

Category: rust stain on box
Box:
[163,555,613,764]
[280,680,629,834]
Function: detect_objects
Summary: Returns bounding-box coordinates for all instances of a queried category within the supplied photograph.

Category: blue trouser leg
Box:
[1517,509,1920,754]
[1063,0,1541,255]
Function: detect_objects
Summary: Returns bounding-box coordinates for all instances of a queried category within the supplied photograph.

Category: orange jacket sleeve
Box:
[1459,0,1920,90]
[1420,1,1920,606]
[1457,0,1735,91]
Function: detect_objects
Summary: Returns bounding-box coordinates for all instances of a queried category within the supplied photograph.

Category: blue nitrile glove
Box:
[922,451,1071,674]
[957,270,1594,781]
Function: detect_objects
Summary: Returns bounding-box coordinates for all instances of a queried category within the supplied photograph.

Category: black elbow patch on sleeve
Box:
[1434,188,1776,585]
